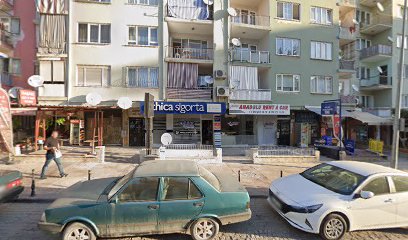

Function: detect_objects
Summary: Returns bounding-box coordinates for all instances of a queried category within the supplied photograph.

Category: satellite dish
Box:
[203,0,214,5]
[352,19,359,25]
[352,84,360,92]
[387,36,394,43]
[86,92,102,106]
[377,66,383,74]
[227,7,238,17]
[117,97,132,110]
[161,133,173,146]
[231,38,241,47]
[8,87,21,99]
[28,75,44,88]
[377,2,384,12]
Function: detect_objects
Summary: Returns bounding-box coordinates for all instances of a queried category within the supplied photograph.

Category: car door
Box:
[349,176,397,230]
[390,176,408,225]
[105,177,160,237]
[158,177,205,233]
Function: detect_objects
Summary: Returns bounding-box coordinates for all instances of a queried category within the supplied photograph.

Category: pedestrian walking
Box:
[40,131,68,179]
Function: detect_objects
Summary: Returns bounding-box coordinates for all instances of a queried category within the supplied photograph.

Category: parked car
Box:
[39,160,251,240]
[268,161,408,240]
[0,170,24,203]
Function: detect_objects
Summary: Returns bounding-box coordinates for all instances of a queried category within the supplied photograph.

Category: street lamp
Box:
[391,0,408,169]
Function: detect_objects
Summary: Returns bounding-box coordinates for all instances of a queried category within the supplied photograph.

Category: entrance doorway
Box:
[201,120,213,145]
[129,118,145,147]
[277,120,291,146]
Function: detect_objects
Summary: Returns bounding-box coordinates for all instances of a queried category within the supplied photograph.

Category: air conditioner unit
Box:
[214,70,227,79]
[217,86,230,97]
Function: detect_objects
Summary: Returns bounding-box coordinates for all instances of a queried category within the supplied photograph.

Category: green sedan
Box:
[38,160,251,240]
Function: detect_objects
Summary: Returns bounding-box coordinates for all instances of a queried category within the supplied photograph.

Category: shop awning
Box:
[305,106,392,125]
[304,106,354,118]
[11,107,37,116]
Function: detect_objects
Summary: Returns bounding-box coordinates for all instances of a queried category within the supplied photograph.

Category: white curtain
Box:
[39,15,67,54]
[37,0,68,15]
[168,0,209,20]
[229,66,258,90]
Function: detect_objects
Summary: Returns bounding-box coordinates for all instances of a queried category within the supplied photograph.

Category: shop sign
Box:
[321,102,338,115]
[141,102,226,115]
[345,139,355,155]
[213,115,222,148]
[229,104,290,115]
[18,90,37,105]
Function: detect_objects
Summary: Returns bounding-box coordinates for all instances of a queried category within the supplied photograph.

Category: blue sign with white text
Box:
[345,139,355,155]
[321,102,338,115]
[140,102,227,115]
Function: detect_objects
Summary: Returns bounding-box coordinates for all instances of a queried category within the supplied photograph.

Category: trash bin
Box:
[95,146,106,163]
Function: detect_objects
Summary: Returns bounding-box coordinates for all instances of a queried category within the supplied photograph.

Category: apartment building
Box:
[32,0,345,148]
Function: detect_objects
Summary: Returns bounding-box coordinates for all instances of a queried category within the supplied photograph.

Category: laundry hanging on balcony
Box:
[167,63,199,89]
[36,0,68,15]
[39,15,67,54]
[229,66,258,90]
[168,0,209,20]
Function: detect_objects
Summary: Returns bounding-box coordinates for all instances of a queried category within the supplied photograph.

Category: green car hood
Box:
[56,177,118,203]
[210,169,247,192]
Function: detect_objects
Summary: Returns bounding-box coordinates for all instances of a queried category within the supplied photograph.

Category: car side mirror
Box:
[360,191,375,199]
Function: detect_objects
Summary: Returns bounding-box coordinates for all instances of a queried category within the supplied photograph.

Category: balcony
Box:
[231,15,270,40]
[360,0,387,7]
[230,89,271,101]
[0,30,13,55]
[360,45,392,63]
[165,46,213,65]
[38,84,67,102]
[340,94,357,106]
[339,27,357,44]
[167,87,212,101]
[360,14,392,35]
[338,60,355,78]
[360,76,392,91]
[337,0,357,8]
[0,0,13,11]
[230,49,270,65]
[165,5,213,35]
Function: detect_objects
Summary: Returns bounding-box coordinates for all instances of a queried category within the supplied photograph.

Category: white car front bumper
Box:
[267,189,322,234]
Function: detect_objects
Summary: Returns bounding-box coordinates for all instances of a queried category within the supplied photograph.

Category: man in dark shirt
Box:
[40,131,68,179]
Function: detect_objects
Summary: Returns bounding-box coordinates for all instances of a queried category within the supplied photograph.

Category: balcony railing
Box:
[166,5,213,20]
[339,27,357,40]
[360,14,392,30]
[230,89,272,101]
[339,60,355,71]
[166,46,213,61]
[0,30,12,47]
[337,0,357,7]
[231,15,270,27]
[167,87,212,100]
[340,95,357,104]
[231,49,270,64]
[360,76,391,87]
[360,44,392,60]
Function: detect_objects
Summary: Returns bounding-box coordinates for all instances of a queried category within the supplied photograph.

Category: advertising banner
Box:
[0,88,13,153]
[18,89,37,105]
[229,104,290,115]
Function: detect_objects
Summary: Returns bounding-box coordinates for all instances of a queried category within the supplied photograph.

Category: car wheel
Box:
[320,213,347,240]
[62,222,96,240]
[190,218,220,240]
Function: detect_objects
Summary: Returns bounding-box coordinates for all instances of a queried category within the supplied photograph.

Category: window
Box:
[127,67,158,88]
[310,7,332,25]
[357,67,370,80]
[118,177,159,202]
[84,0,111,2]
[355,38,371,50]
[198,166,221,191]
[77,65,111,87]
[311,76,333,94]
[356,10,371,27]
[8,58,21,75]
[276,74,300,92]
[277,2,300,21]
[78,23,111,44]
[128,26,158,46]
[397,35,408,49]
[359,95,372,108]
[276,38,300,56]
[311,41,332,60]
[392,176,408,193]
[1,17,21,34]
[362,177,390,196]
[162,177,203,201]
[128,0,158,5]
[398,6,408,18]
[40,60,65,83]
[403,95,408,108]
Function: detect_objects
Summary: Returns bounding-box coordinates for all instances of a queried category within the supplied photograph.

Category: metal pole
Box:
[339,99,342,148]
[392,0,408,169]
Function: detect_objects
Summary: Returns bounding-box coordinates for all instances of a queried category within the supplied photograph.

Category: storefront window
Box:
[173,116,201,144]
[221,116,256,145]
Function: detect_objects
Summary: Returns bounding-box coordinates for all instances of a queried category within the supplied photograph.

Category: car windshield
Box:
[300,163,366,195]
[108,167,136,199]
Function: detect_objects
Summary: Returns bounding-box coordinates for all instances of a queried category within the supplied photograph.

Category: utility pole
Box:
[391,0,408,169]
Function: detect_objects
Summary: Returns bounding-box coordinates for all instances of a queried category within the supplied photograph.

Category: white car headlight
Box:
[291,204,323,213]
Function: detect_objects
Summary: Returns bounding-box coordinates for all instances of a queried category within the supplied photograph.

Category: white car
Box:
[268,161,408,240]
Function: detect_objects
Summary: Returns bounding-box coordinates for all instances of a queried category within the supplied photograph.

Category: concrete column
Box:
[376,125,381,141]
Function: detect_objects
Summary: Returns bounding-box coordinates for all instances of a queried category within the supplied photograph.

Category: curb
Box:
[249,194,267,199]
[14,198,55,203]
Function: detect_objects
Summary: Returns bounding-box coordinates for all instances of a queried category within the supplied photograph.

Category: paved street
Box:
[1,147,408,239]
